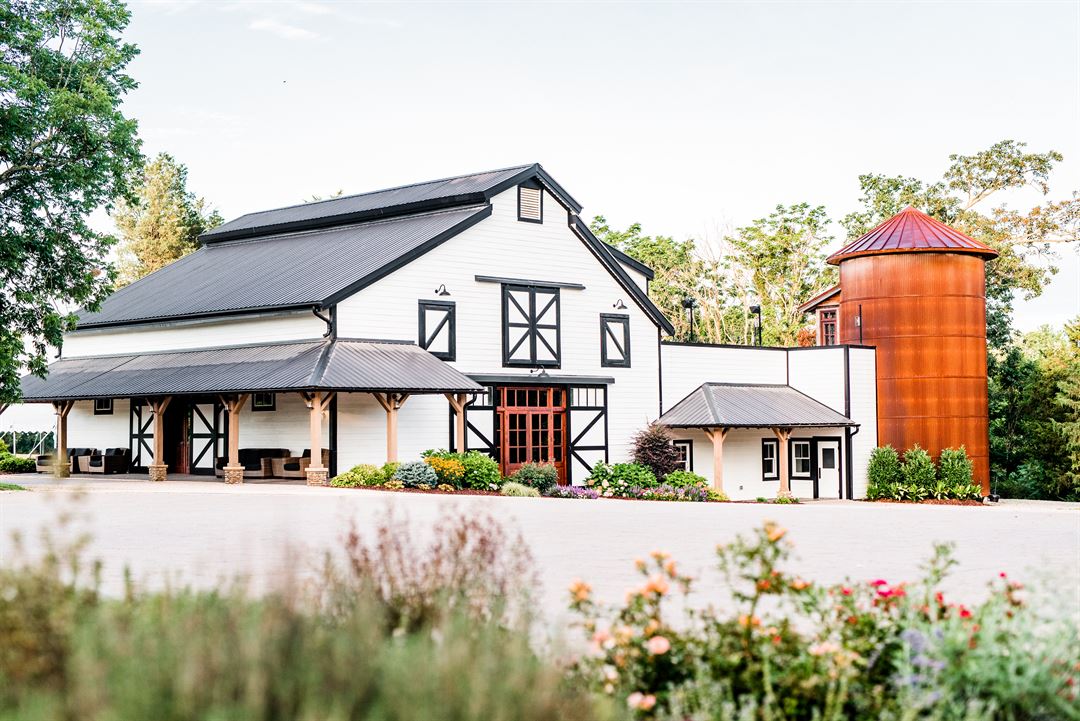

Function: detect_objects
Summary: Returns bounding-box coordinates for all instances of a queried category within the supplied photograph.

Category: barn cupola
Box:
[827,206,999,494]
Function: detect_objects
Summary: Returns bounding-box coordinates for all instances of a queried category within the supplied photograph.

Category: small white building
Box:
[18,164,877,499]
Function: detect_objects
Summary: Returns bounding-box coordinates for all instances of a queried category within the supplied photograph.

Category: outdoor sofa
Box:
[85,448,131,474]
[36,448,98,473]
[271,449,331,478]
[214,448,291,478]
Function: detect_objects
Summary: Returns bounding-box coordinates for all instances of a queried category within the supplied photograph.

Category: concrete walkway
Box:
[2,475,1078,623]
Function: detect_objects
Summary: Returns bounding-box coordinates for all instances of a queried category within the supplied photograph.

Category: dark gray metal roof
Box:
[19,339,482,401]
[201,163,583,243]
[76,205,490,328]
[659,383,855,428]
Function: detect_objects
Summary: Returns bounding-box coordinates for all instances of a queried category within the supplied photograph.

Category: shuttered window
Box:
[418,300,456,361]
[517,184,542,223]
[600,314,631,368]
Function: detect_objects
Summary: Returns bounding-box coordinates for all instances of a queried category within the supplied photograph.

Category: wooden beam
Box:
[52,400,74,478]
[445,392,469,453]
[703,427,729,493]
[218,394,249,477]
[773,427,792,499]
[150,396,173,470]
[373,392,409,462]
[306,391,325,471]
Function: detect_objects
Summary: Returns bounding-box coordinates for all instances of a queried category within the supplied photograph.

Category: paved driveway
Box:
[1,476,1078,624]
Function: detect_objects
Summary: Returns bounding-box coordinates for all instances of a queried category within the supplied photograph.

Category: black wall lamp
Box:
[612,299,627,310]
[434,284,450,297]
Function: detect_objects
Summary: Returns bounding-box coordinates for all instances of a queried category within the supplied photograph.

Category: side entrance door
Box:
[815,439,842,499]
[497,387,567,484]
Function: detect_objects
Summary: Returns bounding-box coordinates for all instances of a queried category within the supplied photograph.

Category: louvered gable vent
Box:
[517,184,542,223]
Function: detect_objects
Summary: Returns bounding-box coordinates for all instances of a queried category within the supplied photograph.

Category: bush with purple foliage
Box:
[631,422,684,480]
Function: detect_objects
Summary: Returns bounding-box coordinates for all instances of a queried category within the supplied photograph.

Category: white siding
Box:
[67,399,131,452]
[335,187,662,463]
[788,347,846,412]
[618,262,649,292]
[238,393,327,455]
[63,312,324,358]
[660,344,787,411]
[847,347,878,498]
[336,393,449,471]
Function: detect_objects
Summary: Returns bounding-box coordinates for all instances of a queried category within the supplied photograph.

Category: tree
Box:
[840,140,1077,348]
[113,153,222,285]
[0,0,142,402]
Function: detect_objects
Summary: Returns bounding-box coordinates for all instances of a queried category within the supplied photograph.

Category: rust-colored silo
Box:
[828,207,998,494]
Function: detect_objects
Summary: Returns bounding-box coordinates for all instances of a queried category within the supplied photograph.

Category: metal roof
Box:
[201,163,583,243]
[827,207,999,265]
[659,383,855,428]
[19,339,482,401]
[76,205,490,328]
[797,284,841,313]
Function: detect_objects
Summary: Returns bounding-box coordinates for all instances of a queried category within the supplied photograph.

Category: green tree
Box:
[840,140,1077,348]
[0,0,142,402]
[724,203,836,346]
[113,153,222,285]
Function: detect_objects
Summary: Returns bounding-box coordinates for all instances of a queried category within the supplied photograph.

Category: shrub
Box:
[509,463,558,495]
[939,446,982,499]
[546,486,599,500]
[0,439,8,455]
[586,462,657,497]
[706,488,728,502]
[393,461,438,489]
[623,484,709,502]
[500,481,540,497]
[662,469,708,489]
[330,463,384,488]
[458,451,501,490]
[384,479,404,490]
[630,422,684,480]
[436,483,456,493]
[425,456,465,488]
[866,445,902,497]
[570,523,1078,721]
[901,445,936,491]
[380,461,401,482]
[0,455,36,474]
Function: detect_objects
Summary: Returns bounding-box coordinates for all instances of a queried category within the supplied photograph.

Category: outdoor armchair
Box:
[86,448,131,474]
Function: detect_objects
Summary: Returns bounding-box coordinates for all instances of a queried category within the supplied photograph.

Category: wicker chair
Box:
[271,449,330,478]
[86,448,131,474]
[37,448,97,473]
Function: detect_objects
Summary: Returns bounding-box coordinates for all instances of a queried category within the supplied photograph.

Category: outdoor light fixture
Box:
[435,284,451,297]
[856,303,863,343]
[612,299,627,310]
[749,304,763,346]
[681,296,698,341]
[529,367,549,378]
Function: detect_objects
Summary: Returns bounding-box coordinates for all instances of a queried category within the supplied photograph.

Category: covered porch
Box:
[659,383,858,500]
[19,338,482,485]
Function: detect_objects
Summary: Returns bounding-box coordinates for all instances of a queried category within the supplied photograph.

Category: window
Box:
[418,300,456,361]
[819,307,838,346]
[251,393,276,412]
[93,398,113,415]
[502,284,561,367]
[517,182,543,223]
[673,439,693,471]
[761,439,779,480]
[600,314,631,367]
[791,439,812,478]
[820,446,836,470]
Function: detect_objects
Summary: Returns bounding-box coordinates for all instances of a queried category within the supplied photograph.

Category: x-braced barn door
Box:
[497,386,567,484]
[567,386,608,485]
[190,400,226,475]
[129,399,154,471]
[459,386,497,457]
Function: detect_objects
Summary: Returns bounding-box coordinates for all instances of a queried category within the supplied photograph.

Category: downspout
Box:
[845,425,860,500]
[312,306,335,339]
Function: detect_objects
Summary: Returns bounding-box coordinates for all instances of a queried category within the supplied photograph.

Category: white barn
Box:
[18,164,877,499]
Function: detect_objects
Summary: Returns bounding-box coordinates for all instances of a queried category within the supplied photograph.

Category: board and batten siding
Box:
[335,186,662,468]
[660,344,788,411]
[63,311,324,358]
[66,399,131,452]
[846,347,878,498]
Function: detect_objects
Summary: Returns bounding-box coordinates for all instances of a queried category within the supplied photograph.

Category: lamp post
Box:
[749,304,763,346]
[681,296,698,342]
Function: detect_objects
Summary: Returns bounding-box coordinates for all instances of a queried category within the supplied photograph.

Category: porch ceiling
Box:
[19,338,482,402]
[659,383,856,429]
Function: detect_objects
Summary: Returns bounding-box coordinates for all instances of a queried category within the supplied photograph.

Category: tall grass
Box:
[0,510,618,721]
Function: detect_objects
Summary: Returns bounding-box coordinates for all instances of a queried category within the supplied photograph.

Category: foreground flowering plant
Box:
[569,522,1079,720]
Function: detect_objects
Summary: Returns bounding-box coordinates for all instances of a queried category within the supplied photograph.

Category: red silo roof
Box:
[827,206,999,265]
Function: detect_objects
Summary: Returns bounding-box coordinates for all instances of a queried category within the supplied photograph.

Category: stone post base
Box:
[148,464,168,482]
[306,467,329,486]
[223,465,245,485]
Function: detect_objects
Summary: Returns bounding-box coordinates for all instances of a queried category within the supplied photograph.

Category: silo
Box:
[828,207,998,494]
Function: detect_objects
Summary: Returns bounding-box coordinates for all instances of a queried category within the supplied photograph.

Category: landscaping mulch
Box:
[339,485,501,497]
[866,498,984,506]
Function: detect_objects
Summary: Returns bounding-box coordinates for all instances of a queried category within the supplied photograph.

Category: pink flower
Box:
[870,579,888,587]
[646,635,671,655]
[627,692,657,710]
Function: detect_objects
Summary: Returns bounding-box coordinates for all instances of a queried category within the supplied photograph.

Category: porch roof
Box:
[19,338,482,402]
[659,383,856,429]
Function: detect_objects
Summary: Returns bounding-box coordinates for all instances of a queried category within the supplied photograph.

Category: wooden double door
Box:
[497,386,567,484]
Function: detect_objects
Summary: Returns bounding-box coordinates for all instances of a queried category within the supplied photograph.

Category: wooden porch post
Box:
[445,393,469,453]
[373,392,409,463]
[301,391,335,486]
[773,427,793,499]
[702,427,729,494]
[219,394,249,484]
[52,400,74,478]
[147,396,173,482]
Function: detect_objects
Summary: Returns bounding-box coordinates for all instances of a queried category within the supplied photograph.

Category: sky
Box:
[6,0,1079,430]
